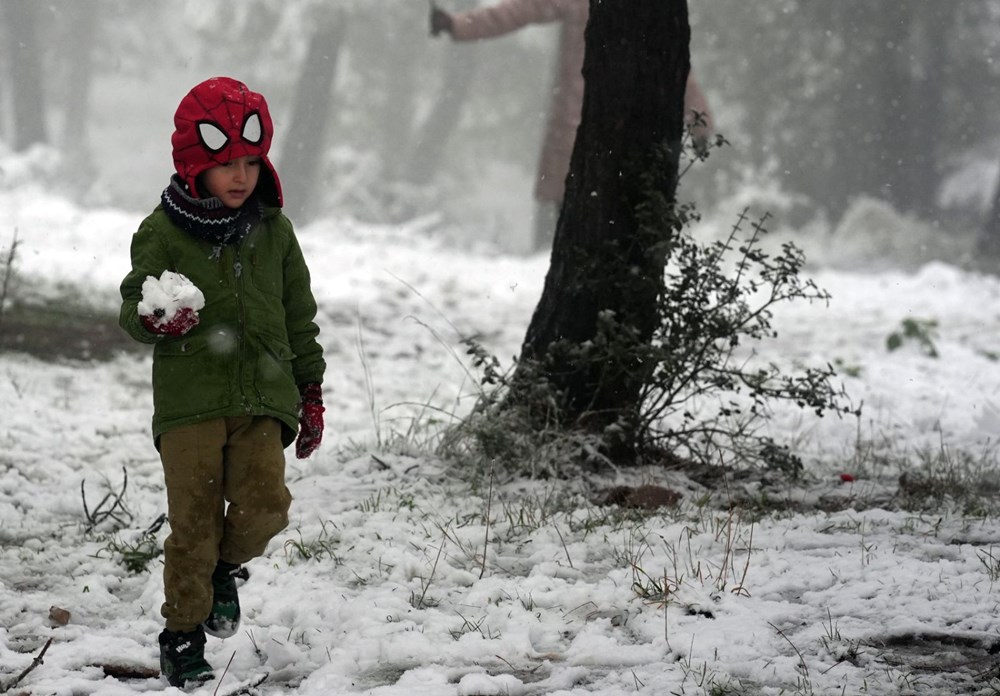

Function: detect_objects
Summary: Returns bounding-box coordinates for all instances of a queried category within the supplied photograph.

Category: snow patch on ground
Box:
[3,185,1000,694]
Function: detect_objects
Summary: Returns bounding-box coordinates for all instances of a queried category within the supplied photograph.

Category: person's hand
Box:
[141,306,200,337]
[296,382,325,459]
[693,135,709,160]
[430,6,453,36]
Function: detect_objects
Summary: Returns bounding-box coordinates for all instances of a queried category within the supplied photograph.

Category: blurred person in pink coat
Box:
[432,0,713,251]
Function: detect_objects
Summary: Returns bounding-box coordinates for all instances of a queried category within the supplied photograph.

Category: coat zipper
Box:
[233,244,252,414]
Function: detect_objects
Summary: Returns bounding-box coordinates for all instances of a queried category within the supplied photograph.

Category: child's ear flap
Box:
[256,166,282,208]
[194,173,212,200]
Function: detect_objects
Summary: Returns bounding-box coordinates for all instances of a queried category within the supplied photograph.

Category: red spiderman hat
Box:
[171,76,283,207]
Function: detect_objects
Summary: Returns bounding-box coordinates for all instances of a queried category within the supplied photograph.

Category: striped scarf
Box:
[161,175,262,249]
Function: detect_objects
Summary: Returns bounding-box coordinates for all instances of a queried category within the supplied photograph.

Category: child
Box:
[118,76,326,688]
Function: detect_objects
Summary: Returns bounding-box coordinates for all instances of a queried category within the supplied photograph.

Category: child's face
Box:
[201,156,261,209]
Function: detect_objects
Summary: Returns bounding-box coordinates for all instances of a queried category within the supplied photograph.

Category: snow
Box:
[138,271,205,323]
[3,181,1000,695]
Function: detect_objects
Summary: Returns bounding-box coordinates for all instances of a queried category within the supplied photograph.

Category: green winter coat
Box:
[119,205,325,448]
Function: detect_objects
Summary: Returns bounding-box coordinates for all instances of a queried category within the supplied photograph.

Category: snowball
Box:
[137,270,205,323]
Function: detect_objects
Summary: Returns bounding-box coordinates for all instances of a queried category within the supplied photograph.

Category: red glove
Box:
[141,306,200,337]
[296,382,325,459]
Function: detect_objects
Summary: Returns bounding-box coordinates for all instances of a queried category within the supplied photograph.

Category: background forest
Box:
[9,3,1000,693]
[2,0,999,256]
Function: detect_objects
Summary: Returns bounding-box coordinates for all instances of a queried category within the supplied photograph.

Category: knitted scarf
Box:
[161,175,262,250]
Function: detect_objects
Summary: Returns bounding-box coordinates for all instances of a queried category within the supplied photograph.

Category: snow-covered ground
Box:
[3,182,1000,695]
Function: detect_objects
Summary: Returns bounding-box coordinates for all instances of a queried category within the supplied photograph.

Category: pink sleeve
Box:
[684,73,714,137]
[451,0,569,41]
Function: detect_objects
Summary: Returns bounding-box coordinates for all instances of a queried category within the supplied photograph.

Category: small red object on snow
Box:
[839,473,856,483]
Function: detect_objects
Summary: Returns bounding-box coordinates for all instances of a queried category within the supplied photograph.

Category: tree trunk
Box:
[279,9,346,224]
[59,1,98,193]
[402,45,478,184]
[2,0,48,151]
[979,162,1000,255]
[871,3,911,208]
[825,4,948,219]
[899,6,947,217]
[516,0,690,461]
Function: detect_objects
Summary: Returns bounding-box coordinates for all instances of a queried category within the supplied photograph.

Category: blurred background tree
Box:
[693,1,995,226]
[1,1,997,255]
[2,0,49,152]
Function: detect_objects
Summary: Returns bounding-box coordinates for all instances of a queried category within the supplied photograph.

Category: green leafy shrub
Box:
[633,209,857,472]
[444,209,856,479]
[443,128,855,480]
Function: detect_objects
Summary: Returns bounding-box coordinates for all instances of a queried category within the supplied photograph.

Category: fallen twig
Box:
[97,662,159,680]
[0,637,53,693]
[213,651,237,696]
[82,465,133,531]
[219,672,269,696]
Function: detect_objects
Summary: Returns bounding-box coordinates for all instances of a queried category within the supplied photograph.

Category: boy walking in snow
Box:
[119,76,326,688]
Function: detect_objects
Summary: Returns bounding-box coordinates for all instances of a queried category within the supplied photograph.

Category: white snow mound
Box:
[137,270,206,323]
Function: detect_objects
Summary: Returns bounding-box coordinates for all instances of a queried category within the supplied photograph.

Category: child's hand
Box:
[296,382,325,459]
[138,270,205,337]
[141,306,200,336]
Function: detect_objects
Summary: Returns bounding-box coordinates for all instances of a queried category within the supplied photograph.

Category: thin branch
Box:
[81,466,133,531]
[0,637,53,693]
[213,651,237,696]
[218,673,269,696]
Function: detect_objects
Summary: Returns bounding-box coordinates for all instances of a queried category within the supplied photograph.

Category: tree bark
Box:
[516,0,690,460]
[59,1,99,192]
[980,163,1000,255]
[402,45,479,184]
[2,0,48,151]
[899,6,947,217]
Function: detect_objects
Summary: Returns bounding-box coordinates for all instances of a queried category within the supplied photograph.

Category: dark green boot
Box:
[202,560,246,639]
[158,627,213,688]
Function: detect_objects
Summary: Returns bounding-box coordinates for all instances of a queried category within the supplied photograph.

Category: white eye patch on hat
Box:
[196,112,264,154]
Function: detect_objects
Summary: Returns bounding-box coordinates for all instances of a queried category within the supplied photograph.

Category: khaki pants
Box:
[158,416,292,632]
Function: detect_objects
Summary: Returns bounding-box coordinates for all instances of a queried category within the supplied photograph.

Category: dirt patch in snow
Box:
[0,301,141,362]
